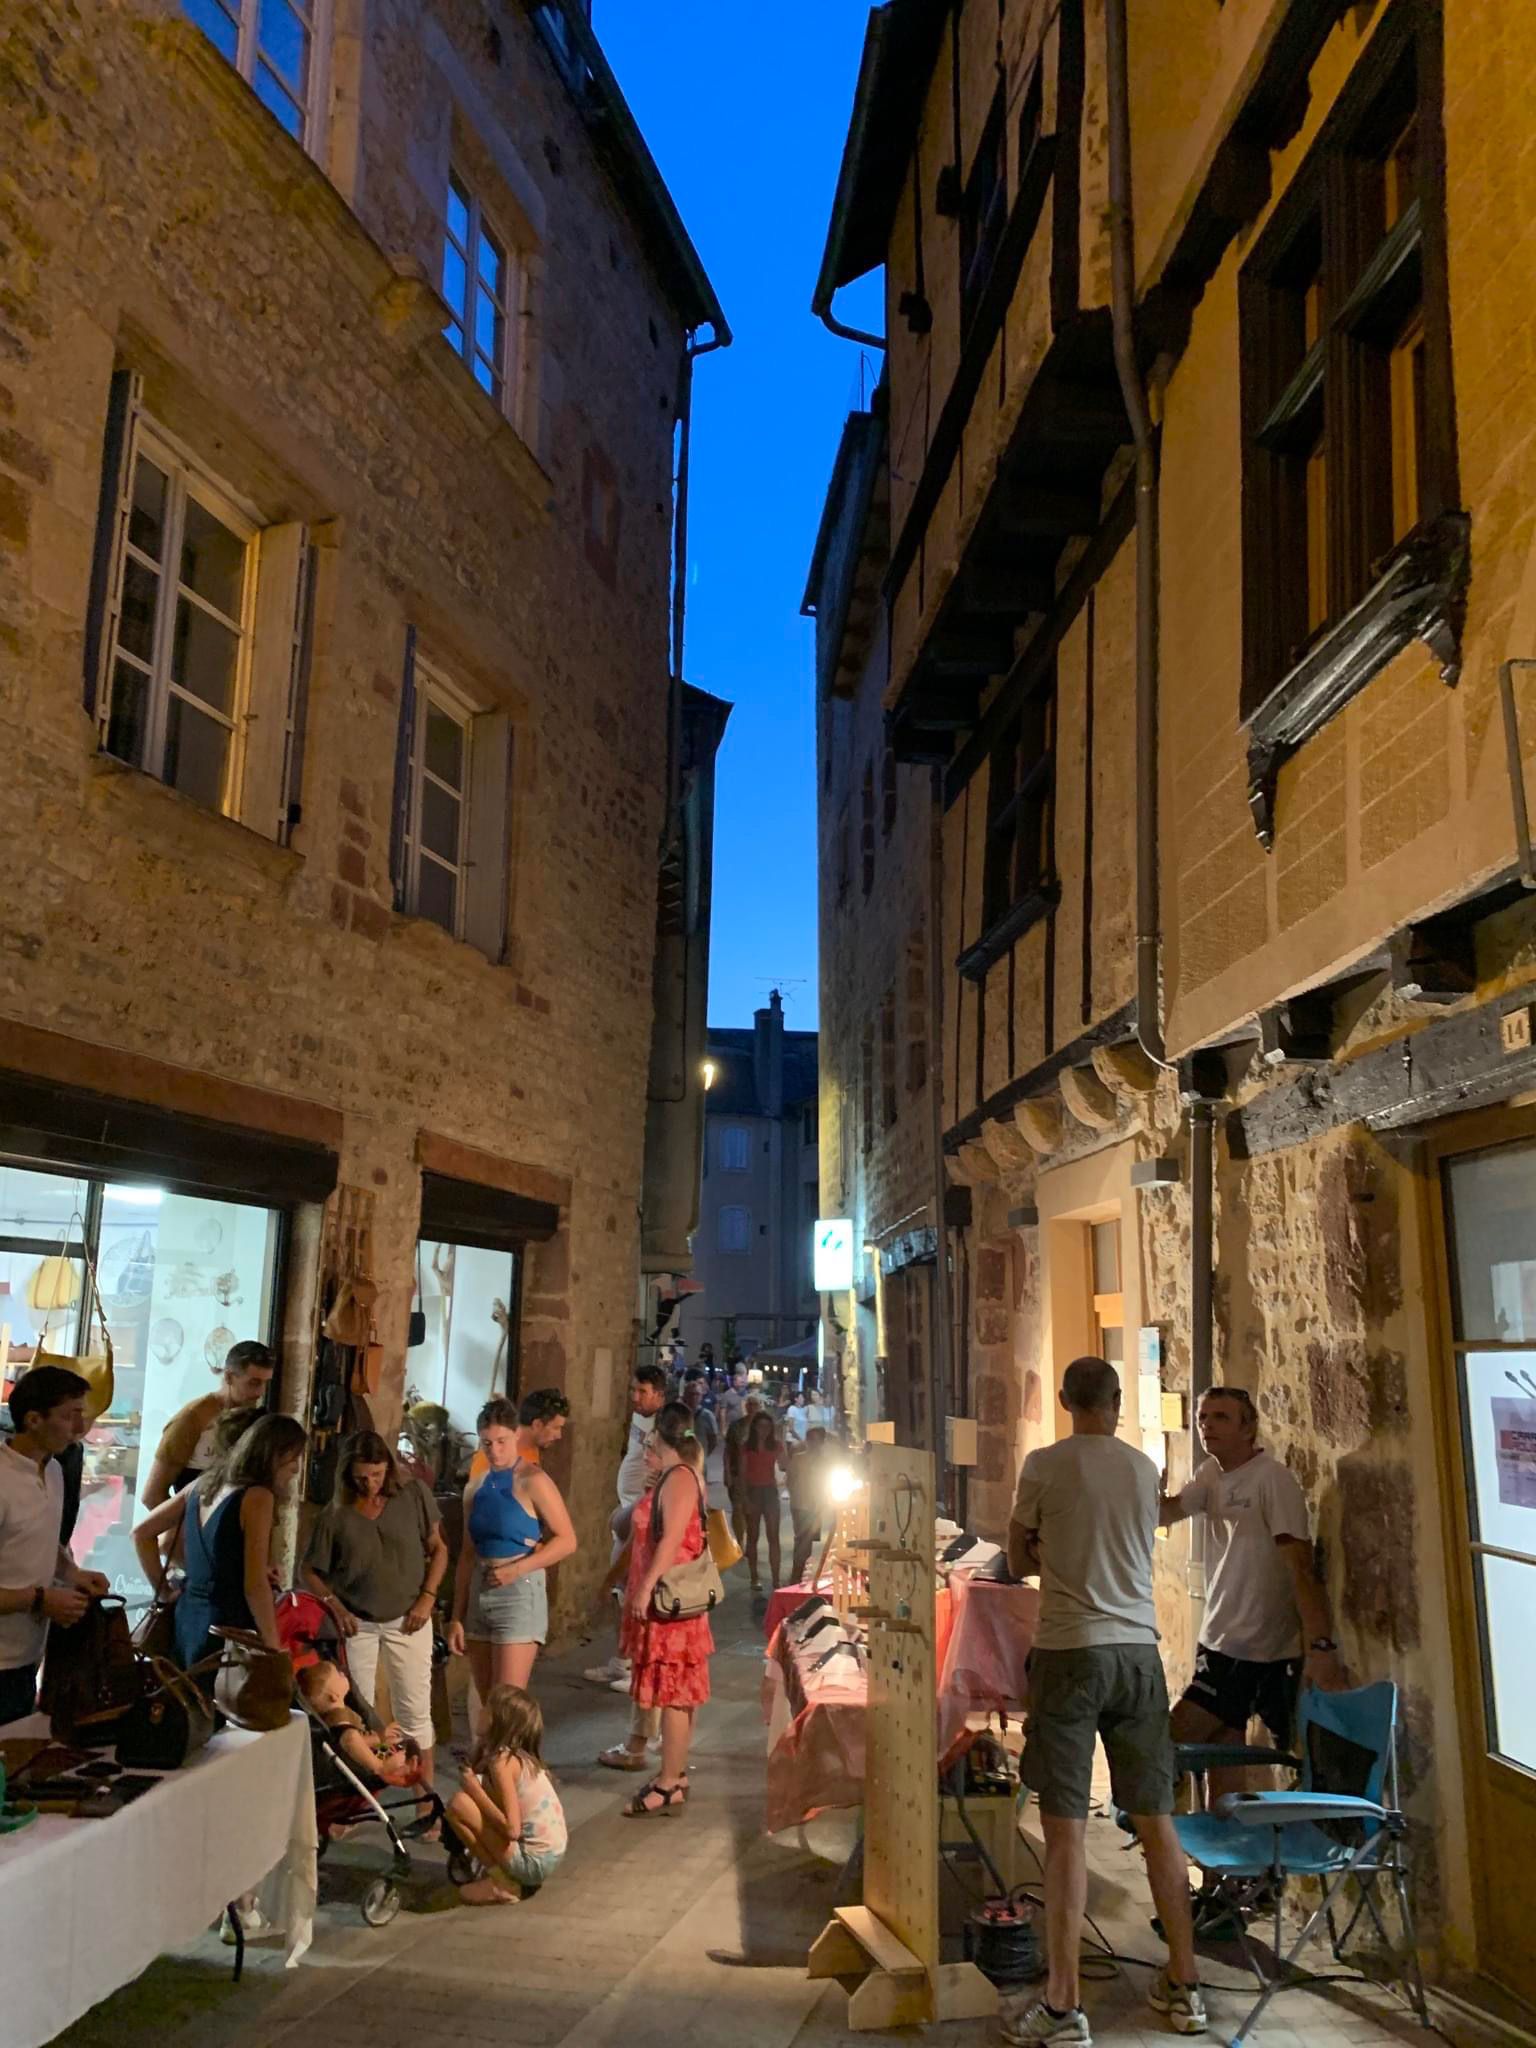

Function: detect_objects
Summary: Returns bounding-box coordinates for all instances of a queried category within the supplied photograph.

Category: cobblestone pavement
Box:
[49,1562,1494,2048]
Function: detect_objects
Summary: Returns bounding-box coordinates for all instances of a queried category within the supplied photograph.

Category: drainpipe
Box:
[927,767,953,1472]
[1188,1101,1215,1408]
[1104,0,1166,1074]
[1106,0,1213,1633]
[813,290,887,353]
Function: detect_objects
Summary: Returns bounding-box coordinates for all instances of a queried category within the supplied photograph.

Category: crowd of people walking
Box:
[2,1324,1345,2039]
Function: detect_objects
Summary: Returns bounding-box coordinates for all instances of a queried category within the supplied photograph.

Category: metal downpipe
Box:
[1104,0,1166,1071]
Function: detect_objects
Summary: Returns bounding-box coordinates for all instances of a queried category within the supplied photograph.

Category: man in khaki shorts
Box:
[1005,1358,1205,2046]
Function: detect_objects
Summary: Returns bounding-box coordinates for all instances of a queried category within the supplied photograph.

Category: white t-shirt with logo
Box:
[0,1444,65,1673]
[1012,1434,1160,1650]
[1180,1449,1311,1663]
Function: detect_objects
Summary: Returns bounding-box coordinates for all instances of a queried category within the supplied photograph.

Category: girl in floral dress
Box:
[620,1401,715,1817]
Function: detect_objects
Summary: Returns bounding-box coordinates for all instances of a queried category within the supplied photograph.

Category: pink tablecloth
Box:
[762,1572,1038,1831]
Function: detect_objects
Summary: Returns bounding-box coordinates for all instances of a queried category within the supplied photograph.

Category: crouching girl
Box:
[446,1682,567,1905]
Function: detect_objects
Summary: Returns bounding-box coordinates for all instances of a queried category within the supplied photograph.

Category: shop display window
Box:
[406,1239,518,1456]
[0,1163,281,1602]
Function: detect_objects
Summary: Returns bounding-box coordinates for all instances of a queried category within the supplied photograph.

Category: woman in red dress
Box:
[620,1402,714,1817]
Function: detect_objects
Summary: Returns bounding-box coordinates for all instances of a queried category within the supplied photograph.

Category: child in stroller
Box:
[276,1591,472,1924]
[298,1660,422,1787]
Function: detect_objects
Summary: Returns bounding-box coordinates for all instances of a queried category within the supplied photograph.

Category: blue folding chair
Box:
[1173,1681,1430,2045]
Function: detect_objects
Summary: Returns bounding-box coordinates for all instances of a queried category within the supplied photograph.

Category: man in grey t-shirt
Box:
[1003,1359,1205,2046]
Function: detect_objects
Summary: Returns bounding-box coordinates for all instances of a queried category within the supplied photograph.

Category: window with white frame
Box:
[718,1205,751,1255]
[390,634,515,960]
[403,663,473,939]
[181,0,328,151]
[443,172,519,414]
[720,1126,751,1174]
[104,425,256,814]
[89,375,316,840]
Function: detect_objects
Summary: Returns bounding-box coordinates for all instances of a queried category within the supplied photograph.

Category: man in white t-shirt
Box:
[0,1366,110,1725]
[1161,1386,1346,1787]
[586,1362,667,1691]
[1005,1359,1204,2045]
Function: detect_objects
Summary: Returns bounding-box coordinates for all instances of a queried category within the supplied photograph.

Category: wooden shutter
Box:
[464,706,514,961]
[388,626,418,909]
[240,521,308,839]
[82,367,142,721]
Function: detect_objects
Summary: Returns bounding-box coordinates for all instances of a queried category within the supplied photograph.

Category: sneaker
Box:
[584,1656,629,1686]
[608,1675,633,1694]
[999,1998,1092,2046]
[1147,1969,1207,2035]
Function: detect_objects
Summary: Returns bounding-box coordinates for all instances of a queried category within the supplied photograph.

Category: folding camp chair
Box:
[1172,1681,1430,2045]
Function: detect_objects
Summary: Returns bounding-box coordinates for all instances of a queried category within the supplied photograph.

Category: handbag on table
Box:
[39,1594,143,1742]
[211,1626,294,1731]
[115,1658,216,1770]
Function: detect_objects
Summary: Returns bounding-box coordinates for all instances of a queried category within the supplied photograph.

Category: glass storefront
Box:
[0,1161,282,1602]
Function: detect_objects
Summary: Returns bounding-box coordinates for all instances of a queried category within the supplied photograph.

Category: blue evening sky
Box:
[597,3,883,1034]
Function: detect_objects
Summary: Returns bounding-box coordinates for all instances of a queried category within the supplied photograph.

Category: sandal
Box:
[622,1779,685,1818]
[597,1744,650,1772]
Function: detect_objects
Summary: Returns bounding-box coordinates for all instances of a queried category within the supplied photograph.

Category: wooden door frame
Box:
[1420,1101,1536,1979]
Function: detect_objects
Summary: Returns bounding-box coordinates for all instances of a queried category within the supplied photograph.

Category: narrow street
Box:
[47,1564,1480,2048]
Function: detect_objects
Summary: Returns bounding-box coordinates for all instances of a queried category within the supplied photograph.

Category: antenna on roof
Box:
[755,977,808,1007]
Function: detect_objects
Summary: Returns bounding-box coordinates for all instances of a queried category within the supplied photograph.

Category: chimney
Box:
[754,988,785,1120]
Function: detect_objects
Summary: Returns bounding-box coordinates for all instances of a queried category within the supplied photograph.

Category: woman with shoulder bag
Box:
[619,1402,717,1818]
[132,1413,307,1667]
[302,1431,448,1790]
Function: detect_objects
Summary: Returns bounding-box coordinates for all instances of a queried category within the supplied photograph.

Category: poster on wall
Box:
[1492,1397,1536,1509]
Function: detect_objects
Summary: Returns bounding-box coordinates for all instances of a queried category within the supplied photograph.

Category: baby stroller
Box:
[275,1591,472,1924]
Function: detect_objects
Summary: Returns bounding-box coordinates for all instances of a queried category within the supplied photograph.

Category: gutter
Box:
[810,4,890,350]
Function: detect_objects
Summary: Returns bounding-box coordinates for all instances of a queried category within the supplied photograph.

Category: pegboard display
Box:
[807,1444,995,2027]
[862,1441,938,1970]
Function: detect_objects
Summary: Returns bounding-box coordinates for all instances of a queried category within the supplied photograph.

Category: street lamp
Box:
[701,1059,716,1091]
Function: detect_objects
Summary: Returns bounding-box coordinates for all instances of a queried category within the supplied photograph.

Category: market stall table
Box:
[763,1572,1038,1831]
[0,1710,317,2048]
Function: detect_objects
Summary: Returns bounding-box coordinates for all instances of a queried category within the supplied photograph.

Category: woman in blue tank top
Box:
[447,1391,578,1712]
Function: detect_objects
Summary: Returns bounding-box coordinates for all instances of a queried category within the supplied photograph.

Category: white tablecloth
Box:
[0,1710,317,2048]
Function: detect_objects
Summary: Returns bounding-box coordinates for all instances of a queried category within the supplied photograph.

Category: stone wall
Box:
[1,0,702,1631]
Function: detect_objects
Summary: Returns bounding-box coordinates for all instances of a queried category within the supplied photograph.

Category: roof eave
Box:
[812,0,950,309]
[531,1,730,341]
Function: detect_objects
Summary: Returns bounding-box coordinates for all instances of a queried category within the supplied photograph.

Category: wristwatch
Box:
[1309,1637,1338,1653]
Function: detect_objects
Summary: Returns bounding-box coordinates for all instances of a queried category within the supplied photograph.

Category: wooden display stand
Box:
[807,1444,997,2030]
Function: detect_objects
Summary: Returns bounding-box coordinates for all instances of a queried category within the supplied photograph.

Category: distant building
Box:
[675,994,819,1366]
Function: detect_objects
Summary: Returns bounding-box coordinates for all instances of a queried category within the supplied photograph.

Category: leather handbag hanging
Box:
[211,1627,294,1731]
[649,1472,726,1621]
[31,1210,115,1424]
[39,1594,143,1741]
[115,1658,216,1771]
[132,1597,179,1664]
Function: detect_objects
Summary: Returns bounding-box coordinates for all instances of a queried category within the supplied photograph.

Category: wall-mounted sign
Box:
[813,1217,855,1292]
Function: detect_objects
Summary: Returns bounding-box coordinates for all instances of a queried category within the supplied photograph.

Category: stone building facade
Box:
[0,0,726,1635]
[805,399,945,1446]
[814,0,1536,2009]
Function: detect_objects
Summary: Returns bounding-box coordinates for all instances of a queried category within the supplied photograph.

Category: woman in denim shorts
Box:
[448,1390,577,1713]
